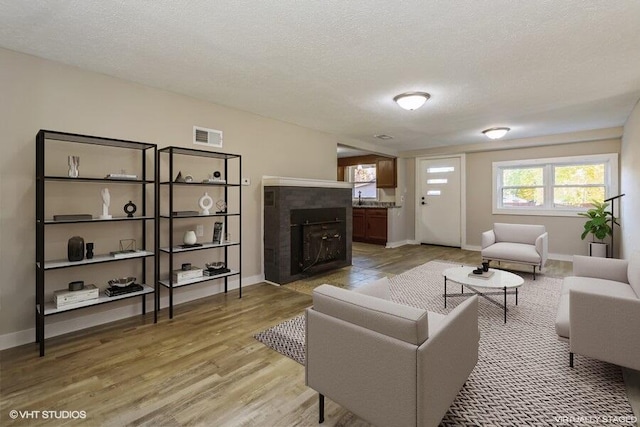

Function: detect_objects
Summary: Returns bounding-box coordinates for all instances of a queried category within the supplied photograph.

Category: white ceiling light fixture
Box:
[393,92,431,111]
[482,127,511,139]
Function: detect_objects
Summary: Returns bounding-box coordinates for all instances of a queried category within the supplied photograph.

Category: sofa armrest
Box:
[570,289,640,371]
[535,232,548,266]
[572,255,629,283]
[417,296,479,426]
[481,230,496,249]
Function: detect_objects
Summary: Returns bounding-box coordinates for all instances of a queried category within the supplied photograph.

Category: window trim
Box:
[492,153,618,217]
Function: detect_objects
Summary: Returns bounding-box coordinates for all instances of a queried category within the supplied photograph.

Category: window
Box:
[347,164,377,199]
[493,154,618,216]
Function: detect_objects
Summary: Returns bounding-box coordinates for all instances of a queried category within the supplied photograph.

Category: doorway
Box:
[415,156,464,247]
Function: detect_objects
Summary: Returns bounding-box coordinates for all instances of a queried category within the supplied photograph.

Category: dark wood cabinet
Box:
[337,165,345,181]
[376,157,397,188]
[353,208,387,245]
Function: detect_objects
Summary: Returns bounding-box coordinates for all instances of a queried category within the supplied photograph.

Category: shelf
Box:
[159,181,240,187]
[42,251,154,270]
[159,213,240,219]
[38,130,155,150]
[42,176,154,184]
[43,215,155,224]
[158,146,240,159]
[159,270,239,288]
[159,241,240,253]
[39,284,154,315]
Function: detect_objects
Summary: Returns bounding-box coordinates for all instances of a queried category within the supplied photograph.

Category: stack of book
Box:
[54,284,99,308]
[105,283,144,297]
[204,267,231,276]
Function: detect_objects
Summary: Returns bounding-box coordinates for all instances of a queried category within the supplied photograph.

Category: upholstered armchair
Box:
[305,279,479,426]
[481,223,548,279]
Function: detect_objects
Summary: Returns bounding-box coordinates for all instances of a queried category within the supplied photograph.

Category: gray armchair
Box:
[481,223,548,279]
[305,279,479,426]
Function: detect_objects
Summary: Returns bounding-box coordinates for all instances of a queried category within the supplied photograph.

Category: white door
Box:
[416,157,461,247]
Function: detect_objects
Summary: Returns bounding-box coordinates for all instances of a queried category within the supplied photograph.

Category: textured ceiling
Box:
[1,1,639,151]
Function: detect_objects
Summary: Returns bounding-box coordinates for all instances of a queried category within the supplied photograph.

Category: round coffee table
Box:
[442,266,524,323]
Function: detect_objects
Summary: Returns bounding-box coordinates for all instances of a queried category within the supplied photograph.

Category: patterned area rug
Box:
[254,261,635,426]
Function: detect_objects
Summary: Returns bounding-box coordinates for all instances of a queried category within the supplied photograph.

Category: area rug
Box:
[254,261,635,426]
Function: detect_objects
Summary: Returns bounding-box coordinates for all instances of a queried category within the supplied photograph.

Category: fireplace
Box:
[290,208,347,276]
[263,177,352,284]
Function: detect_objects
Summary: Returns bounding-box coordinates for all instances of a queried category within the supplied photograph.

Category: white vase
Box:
[183,230,197,245]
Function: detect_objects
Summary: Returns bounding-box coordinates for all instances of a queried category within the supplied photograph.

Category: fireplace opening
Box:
[290,208,347,277]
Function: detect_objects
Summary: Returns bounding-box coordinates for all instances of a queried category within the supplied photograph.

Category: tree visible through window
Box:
[348,164,377,199]
[493,154,617,216]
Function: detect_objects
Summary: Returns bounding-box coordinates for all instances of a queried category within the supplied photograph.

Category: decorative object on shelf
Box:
[216,199,227,214]
[181,263,192,271]
[100,188,112,219]
[68,155,79,178]
[172,265,204,282]
[105,283,143,297]
[67,236,85,262]
[106,170,137,180]
[212,222,223,244]
[204,171,226,184]
[107,277,136,287]
[175,171,185,182]
[183,230,197,245]
[110,239,139,258]
[53,214,92,221]
[124,200,137,218]
[204,261,230,276]
[86,242,94,259]
[68,280,85,291]
[185,175,194,183]
[198,192,214,215]
[54,284,98,308]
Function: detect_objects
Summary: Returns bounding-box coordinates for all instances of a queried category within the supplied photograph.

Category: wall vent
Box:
[193,126,223,148]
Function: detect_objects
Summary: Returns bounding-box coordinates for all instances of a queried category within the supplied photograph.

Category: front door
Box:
[416,157,462,247]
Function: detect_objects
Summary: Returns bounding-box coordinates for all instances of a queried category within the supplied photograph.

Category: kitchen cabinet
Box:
[376,157,397,188]
[352,208,387,245]
[337,165,345,181]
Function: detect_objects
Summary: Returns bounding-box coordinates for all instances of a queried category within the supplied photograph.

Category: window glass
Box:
[502,167,543,186]
[348,164,377,199]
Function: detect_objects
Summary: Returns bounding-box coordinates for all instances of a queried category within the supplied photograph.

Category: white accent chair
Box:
[481,223,548,279]
[555,252,640,370]
[305,278,479,426]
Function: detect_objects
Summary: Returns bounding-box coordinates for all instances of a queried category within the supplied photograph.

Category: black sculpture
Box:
[67,236,85,262]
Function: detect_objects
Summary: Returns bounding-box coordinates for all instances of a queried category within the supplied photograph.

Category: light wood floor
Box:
[1,244,636,426]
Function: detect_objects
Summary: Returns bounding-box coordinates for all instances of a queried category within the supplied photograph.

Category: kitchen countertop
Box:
[352,202,401,209]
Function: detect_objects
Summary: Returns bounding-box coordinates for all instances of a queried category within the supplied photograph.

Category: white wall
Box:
[0,47,340,347]
[621,99,640,257]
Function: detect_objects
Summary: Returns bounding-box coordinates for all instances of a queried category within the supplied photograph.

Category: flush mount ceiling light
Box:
[482,127,511,140]
[393,92,431,111]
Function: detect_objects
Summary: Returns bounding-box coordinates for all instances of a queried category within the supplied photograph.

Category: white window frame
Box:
[492,153,618,217]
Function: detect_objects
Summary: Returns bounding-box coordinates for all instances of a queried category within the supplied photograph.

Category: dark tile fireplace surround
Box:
[264,183,352,284]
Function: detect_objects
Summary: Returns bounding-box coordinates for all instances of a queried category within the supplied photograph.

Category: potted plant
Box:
[578,200,618,257]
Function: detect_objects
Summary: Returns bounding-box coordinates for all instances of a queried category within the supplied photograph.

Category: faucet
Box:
[358,190,362,205]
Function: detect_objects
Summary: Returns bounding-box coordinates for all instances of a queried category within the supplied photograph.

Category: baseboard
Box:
[385,239,413,248]
[461,245,573,262]
[0,274,264,351]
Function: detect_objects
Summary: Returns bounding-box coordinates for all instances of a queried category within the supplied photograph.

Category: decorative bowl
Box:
[206,261,225,270]
[108,277,136,287]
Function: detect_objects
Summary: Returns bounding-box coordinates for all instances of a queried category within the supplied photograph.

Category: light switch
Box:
[196,224,204,237]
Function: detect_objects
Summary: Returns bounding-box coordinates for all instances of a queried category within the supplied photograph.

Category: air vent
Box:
[193,126,223,148]
[374,134,394,140]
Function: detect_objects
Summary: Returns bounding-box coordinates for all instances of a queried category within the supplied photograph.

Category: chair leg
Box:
[570,352,574,368]
[533,265,536,280]
[319,393,325,424]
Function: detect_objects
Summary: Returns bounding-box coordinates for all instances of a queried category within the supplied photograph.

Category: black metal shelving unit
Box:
[35,130,159,356]
[158,146,242,319]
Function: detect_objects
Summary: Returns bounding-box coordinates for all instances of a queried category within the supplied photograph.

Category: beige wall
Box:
[621,99,640,257]
[403,138,621,256]
[0,48,339,343]
[467,140,621,255]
